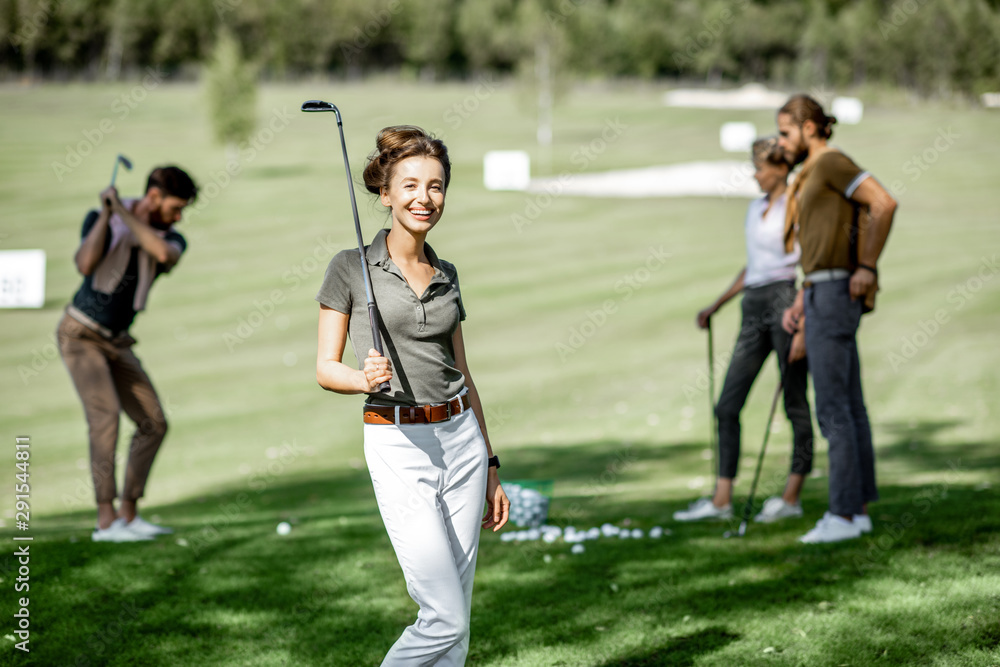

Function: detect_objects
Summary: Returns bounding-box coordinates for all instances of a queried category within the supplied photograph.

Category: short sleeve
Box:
[157,230,187,274]
[315,249,356,315]
[165,230,187,254]
[820,152,869,200]
[81,210,100,238]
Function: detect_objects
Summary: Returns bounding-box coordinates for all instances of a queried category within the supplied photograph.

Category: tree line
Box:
[2,0,998,97]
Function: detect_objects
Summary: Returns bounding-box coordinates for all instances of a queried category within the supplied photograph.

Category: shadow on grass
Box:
[5,428,999,666]
[597,627,740,667]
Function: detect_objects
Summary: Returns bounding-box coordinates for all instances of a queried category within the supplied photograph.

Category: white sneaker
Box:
[854,514,872,534]
[798,512,862,544]
[673,498,732,522]
[754,496,803,523]
[126,515,174,537]
[92,518,154,543]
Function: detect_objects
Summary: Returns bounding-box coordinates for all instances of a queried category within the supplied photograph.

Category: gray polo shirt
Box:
[316,228,467,407]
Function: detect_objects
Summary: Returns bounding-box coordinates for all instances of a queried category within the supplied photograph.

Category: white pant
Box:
[364,407,488,666]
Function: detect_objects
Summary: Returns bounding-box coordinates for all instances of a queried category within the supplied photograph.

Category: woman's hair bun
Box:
[363,125,451,196]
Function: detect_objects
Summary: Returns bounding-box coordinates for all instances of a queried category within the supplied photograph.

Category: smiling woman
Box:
[313,125,510,666]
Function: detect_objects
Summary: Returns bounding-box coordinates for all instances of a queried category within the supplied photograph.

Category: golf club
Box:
[722,378,783,539]
[723,334,795,539]
[707,318,718,479]
[301,99,390,393]
[106,154,133,207]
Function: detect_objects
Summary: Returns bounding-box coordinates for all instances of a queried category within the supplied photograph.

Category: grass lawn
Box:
[0,77,998,666]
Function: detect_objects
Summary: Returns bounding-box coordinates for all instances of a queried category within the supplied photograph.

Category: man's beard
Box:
[149,215,172,231]
[789,145,809,167]
[148,208,172,231]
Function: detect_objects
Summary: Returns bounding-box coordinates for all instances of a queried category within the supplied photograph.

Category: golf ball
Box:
[276,521,291,535]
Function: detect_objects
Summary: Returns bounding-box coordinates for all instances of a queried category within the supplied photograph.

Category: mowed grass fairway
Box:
[1,79,998,666]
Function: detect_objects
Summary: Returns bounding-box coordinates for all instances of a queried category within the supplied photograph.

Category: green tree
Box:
[397,0,454,78]
[455,0,521,71]
[204,28,257,160]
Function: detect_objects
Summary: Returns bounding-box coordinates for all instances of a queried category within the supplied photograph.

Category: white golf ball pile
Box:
[505,483,551,527]
[500,521,669,553]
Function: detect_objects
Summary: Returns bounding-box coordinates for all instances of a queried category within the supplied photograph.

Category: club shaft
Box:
[332,109,389,393]
[746,382,783,509]
[707,319,717,478]
[107,161,121,208]
[738,335,794,530]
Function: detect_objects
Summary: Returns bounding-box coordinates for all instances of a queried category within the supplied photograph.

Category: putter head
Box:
[301,100,338,113]
[723,521,748,539]
[117,154,133,171]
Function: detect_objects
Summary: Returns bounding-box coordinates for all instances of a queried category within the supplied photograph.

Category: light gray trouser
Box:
[364,407,488,666]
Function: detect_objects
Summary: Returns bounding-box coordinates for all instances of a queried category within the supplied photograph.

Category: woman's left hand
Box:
[482,469,509,532]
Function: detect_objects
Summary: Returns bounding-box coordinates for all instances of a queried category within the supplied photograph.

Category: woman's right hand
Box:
[359,348,392,393]
[696,306,716,329]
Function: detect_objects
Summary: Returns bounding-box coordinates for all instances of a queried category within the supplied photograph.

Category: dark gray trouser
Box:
[804,279,878,517]
[716,280,814,480]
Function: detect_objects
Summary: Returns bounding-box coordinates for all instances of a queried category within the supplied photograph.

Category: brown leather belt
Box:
[364,394,469,425]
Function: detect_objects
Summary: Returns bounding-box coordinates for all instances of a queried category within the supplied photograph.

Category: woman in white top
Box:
[675,137,814,524]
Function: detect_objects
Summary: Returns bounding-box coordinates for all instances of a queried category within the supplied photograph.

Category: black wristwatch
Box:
[487,455,501,469]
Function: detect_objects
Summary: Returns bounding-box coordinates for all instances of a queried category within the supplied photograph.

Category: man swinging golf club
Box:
[777,94,897,543]
[57,163,198,542]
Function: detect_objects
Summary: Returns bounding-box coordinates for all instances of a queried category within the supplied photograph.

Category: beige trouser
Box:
[57,312,168,503]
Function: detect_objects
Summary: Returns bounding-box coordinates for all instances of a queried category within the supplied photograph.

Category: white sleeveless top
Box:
[744,192,799,288]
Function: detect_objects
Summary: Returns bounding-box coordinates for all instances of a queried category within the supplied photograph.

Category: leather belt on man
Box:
[803,268,851,288]
[364,394,470,425]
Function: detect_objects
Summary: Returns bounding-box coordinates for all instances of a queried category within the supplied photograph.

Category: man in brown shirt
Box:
[777,95,897,543]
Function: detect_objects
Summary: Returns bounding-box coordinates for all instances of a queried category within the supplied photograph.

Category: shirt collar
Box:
[757,191,787,209]
[366,228,447,276]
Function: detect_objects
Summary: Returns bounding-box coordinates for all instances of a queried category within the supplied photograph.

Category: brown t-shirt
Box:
[795,151,870,275]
